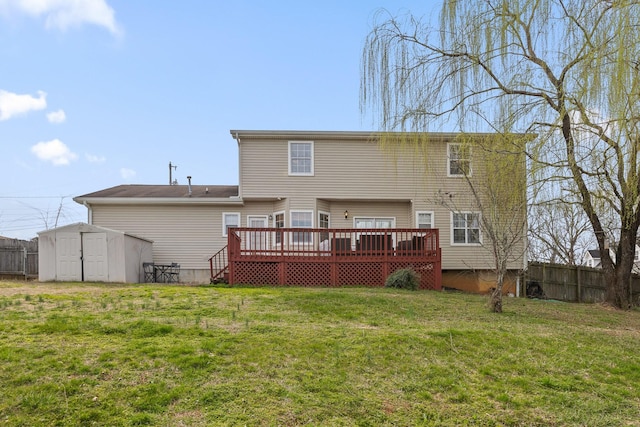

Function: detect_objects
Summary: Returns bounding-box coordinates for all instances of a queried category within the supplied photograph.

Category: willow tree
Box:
[361,0,640,309]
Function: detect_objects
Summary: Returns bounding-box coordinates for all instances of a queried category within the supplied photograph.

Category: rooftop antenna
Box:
[169,162,177,185]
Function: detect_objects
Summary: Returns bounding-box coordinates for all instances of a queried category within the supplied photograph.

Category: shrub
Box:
[385,268,420,290]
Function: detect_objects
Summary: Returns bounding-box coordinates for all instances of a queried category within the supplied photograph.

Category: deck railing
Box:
[228,227,440,259]
[224,228,441,289]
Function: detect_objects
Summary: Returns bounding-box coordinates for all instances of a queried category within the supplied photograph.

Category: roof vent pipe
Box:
[187,176,192,196]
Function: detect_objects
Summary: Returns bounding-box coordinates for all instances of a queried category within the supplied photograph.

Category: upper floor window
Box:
[451,212,481,245]
[448,143,471,176]
[416,211,434,229]
[222,212,240,237]
[289,141,314,176]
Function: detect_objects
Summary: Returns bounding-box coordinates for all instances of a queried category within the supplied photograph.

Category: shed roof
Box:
[37,222,153,242]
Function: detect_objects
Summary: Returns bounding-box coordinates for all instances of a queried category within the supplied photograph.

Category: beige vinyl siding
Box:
[240,138,433,201]
[91,204,223,271]
[273,199,288,213]
[334,201,411,228]
[316,199,330,214]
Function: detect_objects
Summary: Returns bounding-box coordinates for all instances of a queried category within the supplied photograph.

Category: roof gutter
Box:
[73,197,245,206]
[229,129,535,142]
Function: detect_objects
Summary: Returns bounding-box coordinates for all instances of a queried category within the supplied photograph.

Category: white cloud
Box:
[0,0,122,36]
[85,153,105,163]
[46,109,66,124]
[0,89,47,121]
[30,139,78,166]
[120,168,136,180]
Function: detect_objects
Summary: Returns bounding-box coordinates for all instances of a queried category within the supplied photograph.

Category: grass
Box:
[0,281,639,426]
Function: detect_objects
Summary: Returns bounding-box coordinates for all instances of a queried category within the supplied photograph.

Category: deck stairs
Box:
[208,245,229,283]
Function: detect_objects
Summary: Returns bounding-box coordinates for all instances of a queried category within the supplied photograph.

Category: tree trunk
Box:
[603,229,635,309]
[489,287,503,313]
[489,269,505,313]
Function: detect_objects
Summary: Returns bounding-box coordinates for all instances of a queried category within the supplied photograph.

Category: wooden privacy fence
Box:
[525,261,640,303]
[0,239,38,279]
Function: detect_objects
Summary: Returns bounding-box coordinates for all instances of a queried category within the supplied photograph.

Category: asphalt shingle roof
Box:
[76,184,239,199]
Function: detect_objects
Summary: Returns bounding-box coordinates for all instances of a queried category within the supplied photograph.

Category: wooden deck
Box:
[211,228,441,289]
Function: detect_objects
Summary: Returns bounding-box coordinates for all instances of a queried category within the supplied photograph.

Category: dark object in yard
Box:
[526,281,546,299]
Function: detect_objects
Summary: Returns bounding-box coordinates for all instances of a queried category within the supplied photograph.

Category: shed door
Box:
[82,232,108,282]
[56,232,82,281]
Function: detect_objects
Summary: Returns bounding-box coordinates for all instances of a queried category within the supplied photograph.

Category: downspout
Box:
[83,201,93,225]
[235,132,242,199]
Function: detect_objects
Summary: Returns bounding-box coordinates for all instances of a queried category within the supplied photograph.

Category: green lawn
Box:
[0,281,639,426]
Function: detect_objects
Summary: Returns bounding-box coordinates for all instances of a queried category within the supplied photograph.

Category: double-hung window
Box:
[289,141,314,176]
[448,143,471,176]
[291,210,313,244]
[222,212,240,237]
[452,212,481,245]
[416,211,434,229]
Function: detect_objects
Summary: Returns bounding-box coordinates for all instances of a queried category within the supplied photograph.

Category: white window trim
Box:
[318,211,331,244]
[318,211,330,228]
[450,211,482,246]
[415,211,435,229]
[273,211,285,247]
[273,211,285,228]
[290,209,314,245]
[447,142,472,177]
[288,141,314,176]
[222,212,241,237]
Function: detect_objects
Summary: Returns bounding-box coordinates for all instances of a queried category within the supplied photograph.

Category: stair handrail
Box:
[208,245,228,283]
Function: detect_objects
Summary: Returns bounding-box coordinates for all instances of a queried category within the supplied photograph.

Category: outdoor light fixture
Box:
[269,214,273,220]
[344,210,349,219]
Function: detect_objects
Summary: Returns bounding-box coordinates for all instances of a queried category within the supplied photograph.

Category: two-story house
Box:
[73,130,526,293]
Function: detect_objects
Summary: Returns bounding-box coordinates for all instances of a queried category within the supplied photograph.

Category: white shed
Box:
[38,223,153,283]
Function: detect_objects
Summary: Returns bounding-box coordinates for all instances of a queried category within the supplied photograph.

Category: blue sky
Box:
[0,0,438,240]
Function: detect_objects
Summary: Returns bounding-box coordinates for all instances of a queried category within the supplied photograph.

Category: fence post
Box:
[22,247,27,278]
[577,266,582,303]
